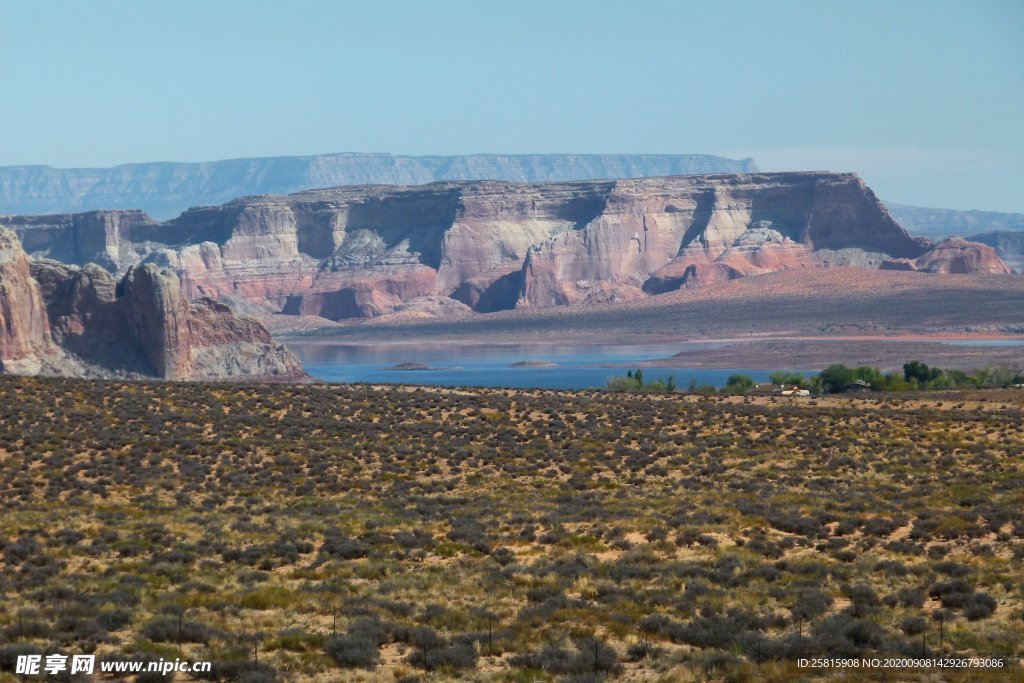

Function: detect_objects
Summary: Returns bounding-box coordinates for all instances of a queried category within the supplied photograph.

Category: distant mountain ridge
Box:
[885,203,1024,274]
[886,203,1024,239]
[0,153,758,219]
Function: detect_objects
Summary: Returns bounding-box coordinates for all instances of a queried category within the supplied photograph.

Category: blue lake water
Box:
[284,341,781,390]
[283,337,1024,390]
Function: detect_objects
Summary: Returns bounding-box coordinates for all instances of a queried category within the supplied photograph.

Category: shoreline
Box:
[281,334,1024,379]
[280,331,1024,347]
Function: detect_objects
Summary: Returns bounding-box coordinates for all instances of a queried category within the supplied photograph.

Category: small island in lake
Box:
[388,362,433,371]
[511,360,559,368]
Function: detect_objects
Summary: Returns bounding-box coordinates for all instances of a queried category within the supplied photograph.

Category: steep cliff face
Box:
[0,229,52,367]
[119,265,192,379]
[0,153,757,219]
[0,210,162,273]
[519,173,925,306]
[116,264,305,381]
[3,173,1010,324]
[0,230,305,380]
[30,260,126,340]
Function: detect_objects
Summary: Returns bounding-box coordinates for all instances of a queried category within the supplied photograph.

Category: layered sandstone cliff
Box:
[2,173,1011,325]
[0,228,304,380]
[118,263,305,380]
[518,173,929,306]
[0,229,52,370]
[2,210,165,273]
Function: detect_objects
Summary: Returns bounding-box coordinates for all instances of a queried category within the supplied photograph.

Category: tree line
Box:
[607,362,1024,394]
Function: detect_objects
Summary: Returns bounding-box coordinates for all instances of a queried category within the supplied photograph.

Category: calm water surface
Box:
[284,341,778,390]
[284,337,1024,390]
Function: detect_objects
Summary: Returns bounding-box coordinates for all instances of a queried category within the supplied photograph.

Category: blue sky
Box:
[1,0,1022,211]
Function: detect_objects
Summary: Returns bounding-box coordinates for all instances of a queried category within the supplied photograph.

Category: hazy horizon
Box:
[1,0,1022,212]
[2,150,1021,216]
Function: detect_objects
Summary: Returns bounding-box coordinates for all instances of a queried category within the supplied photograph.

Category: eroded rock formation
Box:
[118,263,304,380]
[2,173,1012,324]
[966,232,1024,274]
[0,228,304,380]
[3,210,165,272]
[0,229,52,370]
[881,237,1011,275]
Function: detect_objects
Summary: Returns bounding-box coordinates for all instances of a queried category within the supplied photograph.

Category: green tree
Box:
[903,361,942,385]
[645,378,670,393]
[725,374,754,394]
[977,366,1019,388]
[879,371,913,392]
[944,369,976,388]
[635,369,644,387]
[769,371,805,387]
[606,376,642,392]
[818,364,853,394]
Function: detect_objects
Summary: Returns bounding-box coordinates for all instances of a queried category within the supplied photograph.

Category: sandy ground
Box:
[272,269,1024,372]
